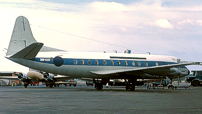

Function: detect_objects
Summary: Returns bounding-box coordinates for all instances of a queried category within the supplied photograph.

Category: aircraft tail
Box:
[6,16,64,56]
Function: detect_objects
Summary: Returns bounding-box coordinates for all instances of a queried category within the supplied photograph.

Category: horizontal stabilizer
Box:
[10,43,43,59]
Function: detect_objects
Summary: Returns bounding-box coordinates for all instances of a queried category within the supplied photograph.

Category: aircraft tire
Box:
[168,85,174,90]
[191,80,200,86]
[49,84,53,88]
[95,83,103,90]
[24,84,28,88]
[126,85,129,90]
[126,84,135,91]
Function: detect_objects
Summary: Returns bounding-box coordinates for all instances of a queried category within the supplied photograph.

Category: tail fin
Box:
[6,16,65,56]
[6,16,37,56]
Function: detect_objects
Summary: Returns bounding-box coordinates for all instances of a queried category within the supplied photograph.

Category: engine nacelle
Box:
[27,71,44,80]
[14,72,29,81]
[169,68,190,76]
[38,71,55,82]
[24,71,55,82]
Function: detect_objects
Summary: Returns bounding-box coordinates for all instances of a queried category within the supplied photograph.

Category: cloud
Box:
[196,20,202,26]
[89,1,129,12]
[177,19,202,27]
[154,19,173,29]
[178,19,194,25]
[144,19,173,29]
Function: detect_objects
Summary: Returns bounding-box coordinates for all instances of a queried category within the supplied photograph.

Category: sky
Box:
[1,0,202,73]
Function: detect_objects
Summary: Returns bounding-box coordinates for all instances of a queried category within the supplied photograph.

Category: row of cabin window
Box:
[73,60,164,66]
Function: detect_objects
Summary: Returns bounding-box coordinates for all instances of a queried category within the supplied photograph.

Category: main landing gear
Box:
[125,78,136,91]
[94,79,109,90]
[95,83,103,90]
[45,82,56,88]
[23,81,30,88]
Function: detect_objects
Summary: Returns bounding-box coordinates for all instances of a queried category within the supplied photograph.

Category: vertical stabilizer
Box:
[7,16,65,56]
[7,16,37,56]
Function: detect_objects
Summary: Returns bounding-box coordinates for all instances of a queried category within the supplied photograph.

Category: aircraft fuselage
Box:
[7,52,190,79]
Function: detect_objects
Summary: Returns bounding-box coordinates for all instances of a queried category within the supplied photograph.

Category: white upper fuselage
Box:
[36,51,178,62]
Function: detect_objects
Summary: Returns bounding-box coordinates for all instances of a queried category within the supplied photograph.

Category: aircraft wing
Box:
[0,72,18,80]
[90,62,200,75]
[0,76,18,80]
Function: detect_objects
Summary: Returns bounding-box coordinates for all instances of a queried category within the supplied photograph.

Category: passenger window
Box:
[111,60,114,65]
[81,60,84,65]
[145,62,148,67]
[103,60,107,65]
[138,61,141,66]
[88,60,92,65]
[74,60,77,65]
[95,60,99,65]
[156,62,159,66]
[125,61,128,66]
[117,60,121,66]
[132,61,135,66]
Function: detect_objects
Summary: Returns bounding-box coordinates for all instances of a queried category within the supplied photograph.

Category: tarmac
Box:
[0,85,202,114]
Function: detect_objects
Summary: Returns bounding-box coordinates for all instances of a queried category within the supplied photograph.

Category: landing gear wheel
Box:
[95,83,103,90]
[49,84,53,88]
[191,80,200,86]
[168,85,174,90]
[126,84,135,91]
[24,84,28,88]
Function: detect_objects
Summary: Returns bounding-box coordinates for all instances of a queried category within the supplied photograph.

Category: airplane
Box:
[4,16,201,91]
[0,70,73,88]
